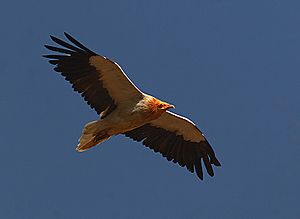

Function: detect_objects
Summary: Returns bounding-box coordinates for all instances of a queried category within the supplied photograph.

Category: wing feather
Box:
[44,33,143,117]
[124,111,221,180]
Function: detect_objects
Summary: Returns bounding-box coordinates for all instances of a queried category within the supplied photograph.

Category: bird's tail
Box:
[76,120,111,152]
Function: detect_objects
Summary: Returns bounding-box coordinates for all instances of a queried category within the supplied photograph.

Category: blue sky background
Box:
[1,0,299,218]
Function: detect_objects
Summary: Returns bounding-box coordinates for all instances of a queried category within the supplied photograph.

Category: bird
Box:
[43,32,221,180]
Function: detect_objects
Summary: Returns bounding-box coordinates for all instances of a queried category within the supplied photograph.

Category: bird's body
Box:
[44,33,221,180]
[78,94,173,151]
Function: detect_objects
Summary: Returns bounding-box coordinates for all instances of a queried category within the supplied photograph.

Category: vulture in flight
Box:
[44,33,221,180]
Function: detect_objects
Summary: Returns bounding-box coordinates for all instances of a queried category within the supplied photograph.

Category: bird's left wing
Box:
[124,111,221,180]
[44,32,143,118]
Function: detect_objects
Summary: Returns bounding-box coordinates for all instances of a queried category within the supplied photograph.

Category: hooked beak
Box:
[163,103,175,110]
[169,104,175,109]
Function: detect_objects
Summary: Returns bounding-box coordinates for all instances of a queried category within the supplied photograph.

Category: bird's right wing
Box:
[44,32,143,118]
[124,111,221,180]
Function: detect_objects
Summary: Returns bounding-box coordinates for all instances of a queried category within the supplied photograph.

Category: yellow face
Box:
[157,102,175,111]
[147,97,175,114]
[145,98,175,120]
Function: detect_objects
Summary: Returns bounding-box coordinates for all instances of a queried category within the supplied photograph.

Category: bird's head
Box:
[147,98,175,112]
[157,101,175,111]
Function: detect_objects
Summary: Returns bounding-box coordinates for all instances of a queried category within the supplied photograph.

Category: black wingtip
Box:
[49,35,57,41]
[211,157,221,166]
[203,155,214,177]
[195,160,204,180]
[63,32,97,55]
[197,175,204,180]
[64,32,71,38]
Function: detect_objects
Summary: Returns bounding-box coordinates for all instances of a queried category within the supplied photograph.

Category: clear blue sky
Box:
[1,0,299,218]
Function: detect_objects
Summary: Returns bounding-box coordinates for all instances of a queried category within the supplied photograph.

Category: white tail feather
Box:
[76,120,110,152]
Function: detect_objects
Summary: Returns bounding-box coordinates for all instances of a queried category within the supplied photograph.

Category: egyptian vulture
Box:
[44,33,221,180]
